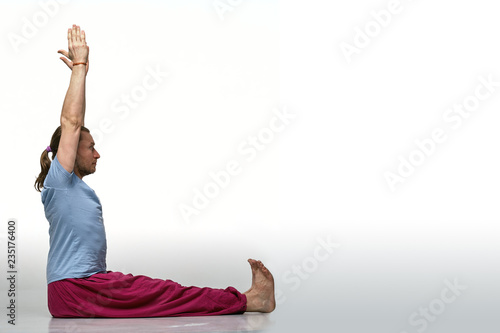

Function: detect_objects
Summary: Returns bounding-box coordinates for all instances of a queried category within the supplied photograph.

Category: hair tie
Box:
[46,146,52,152]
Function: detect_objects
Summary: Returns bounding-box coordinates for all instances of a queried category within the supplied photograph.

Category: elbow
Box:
[60,115,83,129]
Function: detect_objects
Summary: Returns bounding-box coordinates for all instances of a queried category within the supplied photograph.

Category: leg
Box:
[243,259,276,313]
[48,271,247,318]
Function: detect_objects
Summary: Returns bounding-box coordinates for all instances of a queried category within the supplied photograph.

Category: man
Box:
[35,24,275,318]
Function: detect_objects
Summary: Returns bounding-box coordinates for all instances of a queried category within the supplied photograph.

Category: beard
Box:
[75,161,95,177]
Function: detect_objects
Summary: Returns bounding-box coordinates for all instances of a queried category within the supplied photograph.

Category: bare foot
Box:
[243,259,276,313]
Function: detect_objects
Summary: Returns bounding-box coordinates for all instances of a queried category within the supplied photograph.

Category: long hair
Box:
[34,125,90,192]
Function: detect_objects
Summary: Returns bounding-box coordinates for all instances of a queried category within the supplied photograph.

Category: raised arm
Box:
[57,25,89,173]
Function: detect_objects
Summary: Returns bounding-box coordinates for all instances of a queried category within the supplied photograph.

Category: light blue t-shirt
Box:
[42,155,107,284]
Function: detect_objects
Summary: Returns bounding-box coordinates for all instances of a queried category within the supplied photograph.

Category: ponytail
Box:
[34,125,89,192]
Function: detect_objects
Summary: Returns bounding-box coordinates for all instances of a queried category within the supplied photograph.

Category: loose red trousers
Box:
[47,271,247,318]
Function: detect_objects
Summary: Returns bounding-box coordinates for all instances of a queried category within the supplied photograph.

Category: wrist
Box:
[71,64,87,75]
[73,62,87,66]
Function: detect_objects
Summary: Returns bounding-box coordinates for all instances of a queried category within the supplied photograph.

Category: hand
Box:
[57,24,89,74]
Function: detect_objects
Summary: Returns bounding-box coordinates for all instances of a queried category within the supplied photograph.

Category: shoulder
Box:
[44,155,73,189]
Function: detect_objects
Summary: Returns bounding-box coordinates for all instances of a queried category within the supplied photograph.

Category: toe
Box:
[249,259,258,270]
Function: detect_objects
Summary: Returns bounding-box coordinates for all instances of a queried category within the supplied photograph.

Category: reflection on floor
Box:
[49,314,272,333]
[4,312,273,333]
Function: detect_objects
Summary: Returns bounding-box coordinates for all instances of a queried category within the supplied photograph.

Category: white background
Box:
[0,0,499,332]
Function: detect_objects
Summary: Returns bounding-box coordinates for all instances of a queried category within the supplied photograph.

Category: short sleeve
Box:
[43,155,73,189]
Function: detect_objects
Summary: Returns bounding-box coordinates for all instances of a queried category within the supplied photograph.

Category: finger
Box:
[60,57,72,69]
[70,25,76,48]
[71,24,76,43]
[67,28,72,49]
[81,29,86,44]
[57,49,69,58]
[76,25,81,42]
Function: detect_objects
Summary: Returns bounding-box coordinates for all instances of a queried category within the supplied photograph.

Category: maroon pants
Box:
[48,271,247,318]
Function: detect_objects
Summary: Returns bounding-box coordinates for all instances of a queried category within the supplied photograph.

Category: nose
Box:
[94,149,100,159]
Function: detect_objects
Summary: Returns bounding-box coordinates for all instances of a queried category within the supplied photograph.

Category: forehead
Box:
[79,131,95,145]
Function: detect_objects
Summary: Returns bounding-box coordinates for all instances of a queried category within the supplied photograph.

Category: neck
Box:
[74,169,84,180]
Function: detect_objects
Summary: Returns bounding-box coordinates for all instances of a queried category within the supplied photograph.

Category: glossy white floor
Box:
[8,313,273,333]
